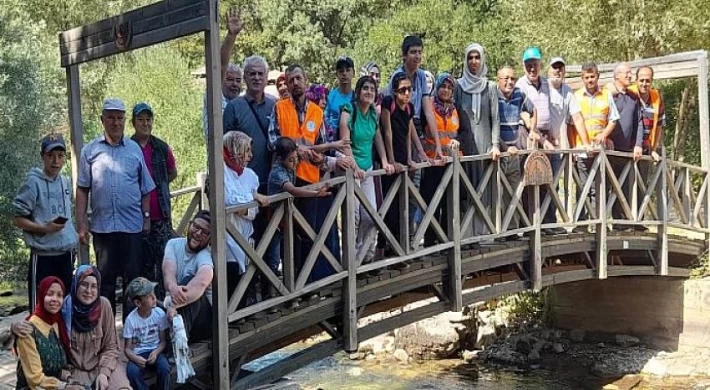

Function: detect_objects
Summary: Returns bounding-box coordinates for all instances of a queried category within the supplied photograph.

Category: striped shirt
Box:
[516,76,551,132]
[498,87,534,145]
[639,94,665,149]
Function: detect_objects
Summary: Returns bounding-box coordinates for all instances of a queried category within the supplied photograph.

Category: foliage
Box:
[690,251,710,279]
[497,290,550,329]
[0,2,66,280]
[93,46,206,224]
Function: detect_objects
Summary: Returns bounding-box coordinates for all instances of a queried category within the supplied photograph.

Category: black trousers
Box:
[27,251,74,312]
[420,165,449,245]
[378,174,402,252]
[93,232,142,319]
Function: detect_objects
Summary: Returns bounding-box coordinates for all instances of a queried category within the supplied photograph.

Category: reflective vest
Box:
[574,87,611,145]
[424,105,459,158]
[629,84,662,150]
[275,99,324,184]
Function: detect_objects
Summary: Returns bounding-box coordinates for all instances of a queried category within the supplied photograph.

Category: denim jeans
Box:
[126,351,170,390]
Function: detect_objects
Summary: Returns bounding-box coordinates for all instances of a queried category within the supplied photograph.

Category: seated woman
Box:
[14,265,131,389]
[16,276,71,390]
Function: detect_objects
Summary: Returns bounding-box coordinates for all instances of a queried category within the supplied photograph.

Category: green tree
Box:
[0,3,66,280]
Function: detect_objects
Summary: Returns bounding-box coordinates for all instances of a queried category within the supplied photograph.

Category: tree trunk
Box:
[673,81,697,162]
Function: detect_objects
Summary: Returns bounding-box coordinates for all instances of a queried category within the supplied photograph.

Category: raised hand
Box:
[226,8,243,36]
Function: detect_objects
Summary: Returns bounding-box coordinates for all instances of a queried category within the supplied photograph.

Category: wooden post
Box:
[656,154,669,275]
[530,183,542,291]
[284,198,296,291]
[698,52,710,250]
[399,171,410,253]
[494,159,502,233]
[66,65,89,265]
[342,170,358,352]
[597,151,608,279]
[447,155,462,311]
[204,0,229,387]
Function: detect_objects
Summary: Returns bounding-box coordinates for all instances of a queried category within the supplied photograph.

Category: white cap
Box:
[102,98,125,112]
[549,57,566,67]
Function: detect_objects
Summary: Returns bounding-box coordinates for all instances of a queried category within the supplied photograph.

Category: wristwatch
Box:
[143,211,150,219]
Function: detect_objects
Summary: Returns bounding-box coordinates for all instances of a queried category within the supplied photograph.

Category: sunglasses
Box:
[395,86,412,94]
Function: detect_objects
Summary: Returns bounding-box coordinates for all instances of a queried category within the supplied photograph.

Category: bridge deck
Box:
[160,230,704,388]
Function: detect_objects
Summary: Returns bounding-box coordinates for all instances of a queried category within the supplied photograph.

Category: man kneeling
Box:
[162,210,214,342]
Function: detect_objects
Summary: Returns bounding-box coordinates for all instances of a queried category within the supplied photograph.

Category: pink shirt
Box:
[140,141,176,221]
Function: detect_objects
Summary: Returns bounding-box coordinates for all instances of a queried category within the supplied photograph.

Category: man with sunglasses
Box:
[162,210,214,342]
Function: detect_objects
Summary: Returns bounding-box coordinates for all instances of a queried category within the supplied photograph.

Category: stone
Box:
[527,349,540,361]
[597,342,606,348]
[0,291,12,297]
[462,350,480,363]
[348,367,362,376]
[395,311,469,359]
[553,342,565,354]
[533,340,546,353]
[349,352,365,360]
[365,354,376,361]
[551,329,564,341]
[393,349,409,363]
[602,375,642,390]
[615,334,640,348]
[569,329,585,342]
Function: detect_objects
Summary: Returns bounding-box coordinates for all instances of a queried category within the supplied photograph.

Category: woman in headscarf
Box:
[421,73,460,246]
[455,43,500,237]
[13,266,131,389]
[360,61,384,114]
[223,131,268,303]
[15,276,71,390]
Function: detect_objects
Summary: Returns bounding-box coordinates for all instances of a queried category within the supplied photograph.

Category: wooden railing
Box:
[170,149,709,352]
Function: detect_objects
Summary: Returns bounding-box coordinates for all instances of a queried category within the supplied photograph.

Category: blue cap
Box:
[522,47,542,62]
[41,134,66,153]
[132,102,154,117]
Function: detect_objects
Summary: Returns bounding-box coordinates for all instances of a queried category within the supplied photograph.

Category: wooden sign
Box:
[523,150,553,186]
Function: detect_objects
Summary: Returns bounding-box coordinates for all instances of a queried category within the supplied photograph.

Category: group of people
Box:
[10,7,665,390]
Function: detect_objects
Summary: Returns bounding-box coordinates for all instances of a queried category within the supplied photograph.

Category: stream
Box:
[246,344,709,390]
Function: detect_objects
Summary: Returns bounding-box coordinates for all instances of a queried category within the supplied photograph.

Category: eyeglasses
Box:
[395,86,412,94]
[190,222,210,237]
[498,76,517,82]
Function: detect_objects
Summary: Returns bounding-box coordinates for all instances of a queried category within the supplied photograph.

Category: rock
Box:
[514,336,536,354]
[395,311,469,359]
[533,340,546,353]
[591,362,624,378]
[527,349,540,362]
[348,367,362,376]
[569,329,585,342]
[348,352,365,360]
[462,350,479,363]
[359,334,396,355]
[597,342,606,348]
[615,334,640,348]
[393,349,409,363]
[365,354,376,361]
[0,291,12,297]
[553,342,565,354]
[9,305,27,315]
[551,329,564,340]
[602,375,642,390]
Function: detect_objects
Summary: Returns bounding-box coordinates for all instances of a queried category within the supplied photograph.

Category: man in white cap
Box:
[76,98,156,318]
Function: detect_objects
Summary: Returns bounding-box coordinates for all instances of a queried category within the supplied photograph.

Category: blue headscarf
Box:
[61,265,103,338]
[433,72,456,118]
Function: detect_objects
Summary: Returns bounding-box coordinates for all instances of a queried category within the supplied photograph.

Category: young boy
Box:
[124,277,171,390]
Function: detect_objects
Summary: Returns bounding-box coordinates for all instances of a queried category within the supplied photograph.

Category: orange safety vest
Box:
[574,87,611,146]
[629,84,662,150]
[424,106,459,158]
[275,99,324,184]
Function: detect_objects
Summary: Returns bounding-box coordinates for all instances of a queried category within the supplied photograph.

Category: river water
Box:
[246,344,708,389]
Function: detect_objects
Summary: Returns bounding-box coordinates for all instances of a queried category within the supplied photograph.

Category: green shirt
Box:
[342,103,377,170]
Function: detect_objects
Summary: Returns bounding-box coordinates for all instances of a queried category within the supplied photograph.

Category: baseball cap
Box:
[549,57,566,67]
[127,277,157,301]
[40,134,66,154]
[522,47,542,62]
[335,56,354,70]
[102,98,125,112]
[132,102,154,117]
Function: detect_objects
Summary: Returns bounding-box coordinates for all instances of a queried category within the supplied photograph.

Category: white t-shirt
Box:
[123,307,169,355]
[224,165,259,273]
[163,237,214,304]
[549,83,582,148]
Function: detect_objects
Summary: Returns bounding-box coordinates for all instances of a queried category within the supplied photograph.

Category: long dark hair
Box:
[354,75,377,104]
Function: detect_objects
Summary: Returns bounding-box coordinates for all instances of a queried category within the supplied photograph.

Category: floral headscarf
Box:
[433,72,456,118]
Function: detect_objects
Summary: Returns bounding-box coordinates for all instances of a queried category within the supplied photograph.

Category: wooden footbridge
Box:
[56,0,710,388]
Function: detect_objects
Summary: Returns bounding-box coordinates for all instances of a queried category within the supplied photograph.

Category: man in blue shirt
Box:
[325,56,355,142]
[76,98,156,317]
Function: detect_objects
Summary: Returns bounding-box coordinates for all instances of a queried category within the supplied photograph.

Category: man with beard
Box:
[268,64,348,283]
[162,210,214,342]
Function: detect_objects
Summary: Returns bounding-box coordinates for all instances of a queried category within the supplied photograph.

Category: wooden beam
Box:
[596,151,608,279]
[698,52,710,252]
[59,0,208,67]
[529,183,542,291]
[204,0,228,387]
[446,155,462,311]
[65,65,89,265]
[342,170,358,352]
[657,158,669,275]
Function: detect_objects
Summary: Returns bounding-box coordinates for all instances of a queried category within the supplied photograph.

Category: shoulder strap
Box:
[247,100,269,139]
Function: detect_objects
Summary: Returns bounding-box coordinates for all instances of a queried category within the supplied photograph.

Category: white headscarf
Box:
[457,43,489,122]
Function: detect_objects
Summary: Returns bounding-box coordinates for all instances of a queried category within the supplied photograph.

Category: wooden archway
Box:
[58,0,230,386]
